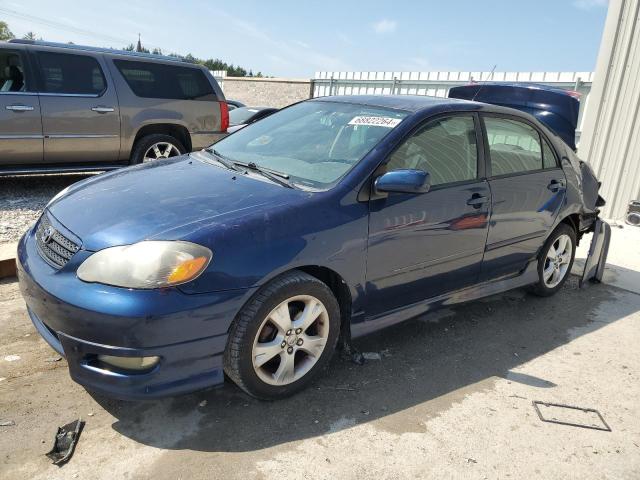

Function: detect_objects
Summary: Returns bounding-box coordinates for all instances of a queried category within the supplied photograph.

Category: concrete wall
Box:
[220,77,312,108]
[578,0,640,220]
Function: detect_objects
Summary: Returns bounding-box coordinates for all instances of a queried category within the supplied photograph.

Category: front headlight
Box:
[77,241,212,289]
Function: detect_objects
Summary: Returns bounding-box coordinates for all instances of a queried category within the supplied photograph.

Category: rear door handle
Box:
[6,104,34,112]
[91,106,115,113]
[466,194,488,208]
[547,179,566,192]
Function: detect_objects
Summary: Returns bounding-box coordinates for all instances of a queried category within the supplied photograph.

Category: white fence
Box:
[312,71,594,140]
[211,70,226,89]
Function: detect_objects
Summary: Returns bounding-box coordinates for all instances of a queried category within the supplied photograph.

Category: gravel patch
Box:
[0,174,94,244]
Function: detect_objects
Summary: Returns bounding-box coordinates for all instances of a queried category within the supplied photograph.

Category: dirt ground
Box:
[1,272,639,480]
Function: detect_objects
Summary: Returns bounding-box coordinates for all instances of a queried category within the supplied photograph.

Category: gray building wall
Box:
[578,0,640,220]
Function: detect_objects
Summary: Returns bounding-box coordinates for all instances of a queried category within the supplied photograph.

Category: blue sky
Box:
[0,0,608,76]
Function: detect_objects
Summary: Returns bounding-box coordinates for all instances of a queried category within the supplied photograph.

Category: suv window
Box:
[114,60,216,100]
[387,115,478,186]
[35,51,106,95]
[484,117,544,176]
[0,49,27,93]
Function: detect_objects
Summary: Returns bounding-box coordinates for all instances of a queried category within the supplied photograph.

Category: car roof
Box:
[6,39,191,64]
[236,106,275,111]
[312,94,537,119]
[312,95,467,112]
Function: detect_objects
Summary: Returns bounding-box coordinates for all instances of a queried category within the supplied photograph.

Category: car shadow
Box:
[92,276,639,452]
[574,257,640,295]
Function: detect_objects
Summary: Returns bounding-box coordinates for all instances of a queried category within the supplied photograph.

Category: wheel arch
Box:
[296,265,353,330]
[131,123,192,159]
[560,213,580,235]
[558,212,584,245]
[241,265,355,343]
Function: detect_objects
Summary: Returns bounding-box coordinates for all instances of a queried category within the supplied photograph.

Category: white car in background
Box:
[227,106,279,134]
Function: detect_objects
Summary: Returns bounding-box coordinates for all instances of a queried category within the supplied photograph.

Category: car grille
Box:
[35,214,80,269]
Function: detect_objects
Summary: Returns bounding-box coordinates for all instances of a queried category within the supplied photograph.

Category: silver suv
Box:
[0,40,228,175]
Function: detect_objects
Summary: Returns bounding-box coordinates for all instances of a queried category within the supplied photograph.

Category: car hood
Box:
[48,152,309,251]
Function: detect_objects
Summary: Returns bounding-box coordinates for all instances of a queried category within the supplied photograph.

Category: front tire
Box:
[529,223,576,297]
[224,271,340,400]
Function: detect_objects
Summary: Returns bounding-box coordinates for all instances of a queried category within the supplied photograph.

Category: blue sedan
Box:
[17,95,604,400]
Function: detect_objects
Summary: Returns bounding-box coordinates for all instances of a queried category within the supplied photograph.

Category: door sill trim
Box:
[353,260,538,338]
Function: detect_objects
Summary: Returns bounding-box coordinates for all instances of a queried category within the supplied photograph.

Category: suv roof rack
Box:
[8,39,189,63]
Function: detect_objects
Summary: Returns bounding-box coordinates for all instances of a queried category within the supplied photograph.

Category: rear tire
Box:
[130,134,186,165]
[224,271,340,400]
[529,223,576,297]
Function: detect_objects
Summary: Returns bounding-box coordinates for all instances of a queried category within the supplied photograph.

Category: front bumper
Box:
[17,225,256,400]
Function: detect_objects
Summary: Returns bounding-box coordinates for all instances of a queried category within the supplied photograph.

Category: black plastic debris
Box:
[46,419,85,466]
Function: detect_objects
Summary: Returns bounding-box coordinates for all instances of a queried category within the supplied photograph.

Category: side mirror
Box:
[374,169,431,195]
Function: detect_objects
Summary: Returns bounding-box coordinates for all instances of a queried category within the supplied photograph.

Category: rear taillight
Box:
[566,90,582,99]
[220,101,229,132]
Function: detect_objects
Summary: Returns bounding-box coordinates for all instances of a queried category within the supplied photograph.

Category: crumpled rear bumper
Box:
[580,218,611,287]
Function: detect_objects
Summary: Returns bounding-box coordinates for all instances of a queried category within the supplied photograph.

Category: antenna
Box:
[471,64,497,101]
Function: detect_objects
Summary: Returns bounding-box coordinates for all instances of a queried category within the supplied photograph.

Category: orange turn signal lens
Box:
[167,256,209,284]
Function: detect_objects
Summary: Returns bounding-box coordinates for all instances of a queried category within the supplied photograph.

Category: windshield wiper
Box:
[233,161,296,189]
[204,148,241,172]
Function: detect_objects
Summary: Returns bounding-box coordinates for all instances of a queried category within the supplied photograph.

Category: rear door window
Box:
[0,49,29,92]
[542,138,558,169]
[35,51,106,95]
[484,117,543,176]
[113,60,216,100]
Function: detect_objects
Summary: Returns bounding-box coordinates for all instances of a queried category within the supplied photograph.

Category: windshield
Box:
[212,101,408,190]
[229,107,261,126]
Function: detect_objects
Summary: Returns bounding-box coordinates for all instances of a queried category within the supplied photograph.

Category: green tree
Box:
[22,31,37,40]
[0,21,14,40]
[123,43,149,53]
[122,38,261,77]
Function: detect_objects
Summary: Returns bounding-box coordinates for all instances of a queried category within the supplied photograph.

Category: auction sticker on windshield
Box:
[348,116,403,128]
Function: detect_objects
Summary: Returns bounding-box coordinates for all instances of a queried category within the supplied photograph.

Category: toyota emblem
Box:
[41,226,56,244]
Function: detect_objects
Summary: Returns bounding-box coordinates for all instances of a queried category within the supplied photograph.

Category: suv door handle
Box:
[547,179,566,192]
[91,106,115,113]
[466,194,488,208]
[6,104,34,112]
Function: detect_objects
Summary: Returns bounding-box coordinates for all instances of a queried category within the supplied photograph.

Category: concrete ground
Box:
[1,227,639,480]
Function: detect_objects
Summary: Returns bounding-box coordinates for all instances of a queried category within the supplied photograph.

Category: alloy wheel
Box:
[142,142,181,162]
[543,233,573,288]
[251,295,329,386]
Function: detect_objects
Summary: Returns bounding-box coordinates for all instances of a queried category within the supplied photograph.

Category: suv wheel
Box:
[224,271,340,400]
[529,223,576,297]
[130,134,186,164]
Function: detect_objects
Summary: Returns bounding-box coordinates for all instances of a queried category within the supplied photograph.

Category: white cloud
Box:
[573,0,608,10]
[213,9,352,75]
[372,19,397,34]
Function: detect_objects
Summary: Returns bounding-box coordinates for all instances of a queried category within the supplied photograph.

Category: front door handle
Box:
[6,104,34,112]
[91,106,115,113]
[466,194,488,208]
[547,179,566,192]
